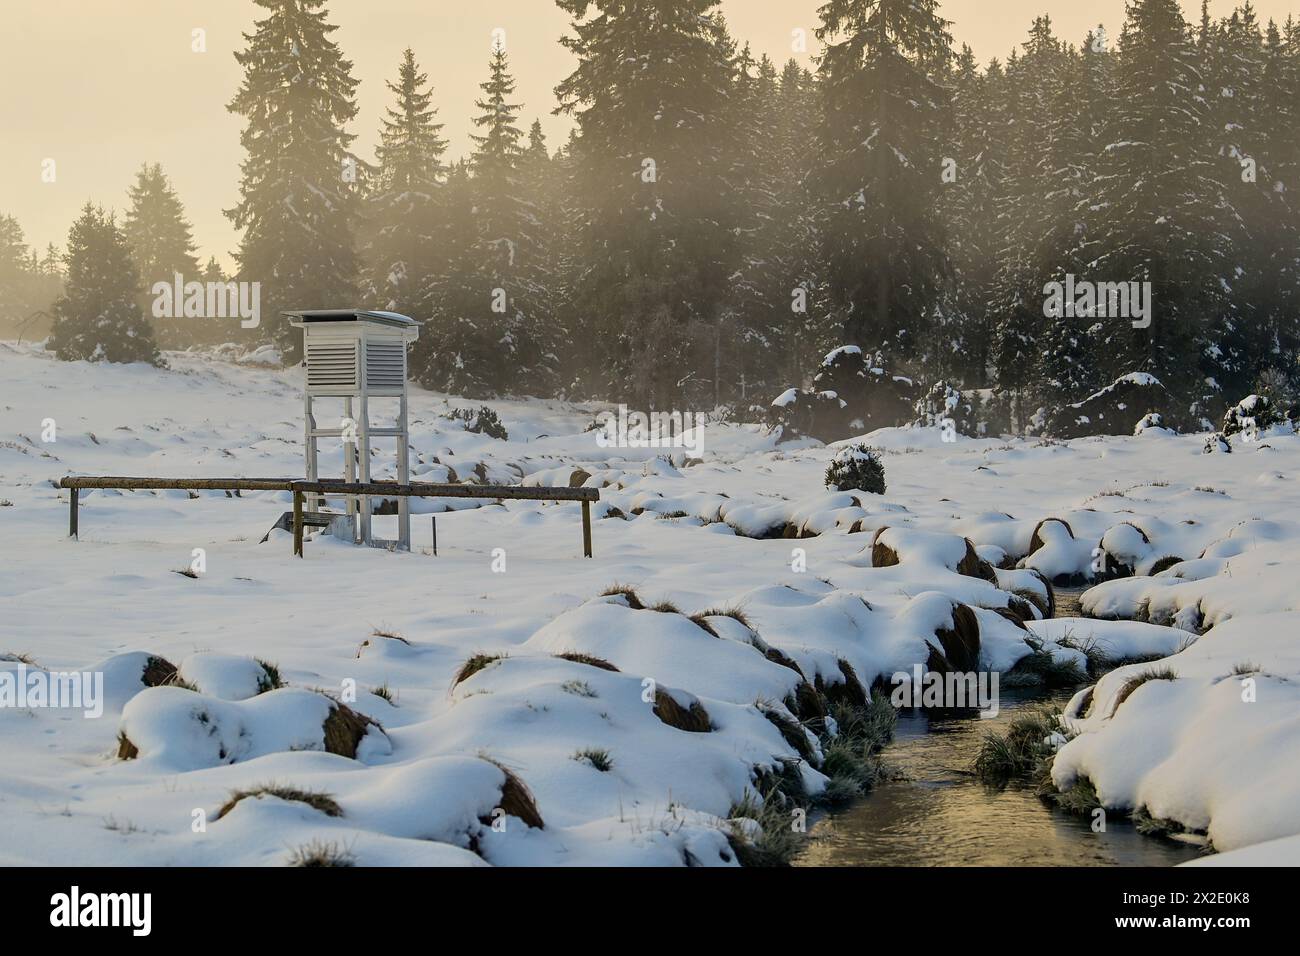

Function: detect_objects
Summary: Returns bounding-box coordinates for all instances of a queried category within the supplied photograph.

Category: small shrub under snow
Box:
[825,444,886,494]
[1221,394,1288,439]
[1203,432,1232,454]
[444,406,508,440]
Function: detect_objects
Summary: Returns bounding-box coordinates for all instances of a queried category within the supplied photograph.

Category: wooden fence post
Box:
[582,499,592,558]
[292,489,304,558]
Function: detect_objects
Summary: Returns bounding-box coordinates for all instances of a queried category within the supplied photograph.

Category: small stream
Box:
[794,590,1202,867]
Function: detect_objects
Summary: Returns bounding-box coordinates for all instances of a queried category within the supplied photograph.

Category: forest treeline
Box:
[3,0,1298,430]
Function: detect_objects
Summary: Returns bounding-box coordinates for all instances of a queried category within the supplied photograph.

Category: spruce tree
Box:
[123,163,201,348]
[516,120,564,395]
[812,0,954,368]
[997,20,1064,355]
[1082,0,1235,418]
[201,256,226,283]
[555,0,737,406]
[1200,6,1272,398]
[413,161,497,397]
[416,44,555,398]
[987,46,1045,427]
[0,214,31,324]
[469,42,543,394]
[1033,24,1111,405]
[944,47,1006,387]
[1254,16,1300,387]
[724,47,782,405]
[226,0,361,362]
[547,129,587,395]
[122,163,199,289]
[365,48,447,319]
[774,62,834,391]
[48,203,161,365]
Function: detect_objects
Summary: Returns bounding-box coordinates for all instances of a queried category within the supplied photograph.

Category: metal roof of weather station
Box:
[284,309,418,329]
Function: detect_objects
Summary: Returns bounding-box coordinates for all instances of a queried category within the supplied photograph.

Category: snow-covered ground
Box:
[2,341,1298,866]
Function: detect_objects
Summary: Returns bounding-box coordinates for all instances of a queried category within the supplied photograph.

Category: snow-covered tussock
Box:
[1052,611,1300,852]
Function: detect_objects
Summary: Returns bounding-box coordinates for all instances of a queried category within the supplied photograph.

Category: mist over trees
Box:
[6,0,1299,433]
[47,203,161,366]
[0,215,63,336]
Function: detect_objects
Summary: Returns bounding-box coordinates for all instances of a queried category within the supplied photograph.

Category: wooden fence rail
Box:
[59,476,598,557]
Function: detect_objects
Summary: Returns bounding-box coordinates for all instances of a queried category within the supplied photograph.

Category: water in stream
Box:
[795,590,1203,867]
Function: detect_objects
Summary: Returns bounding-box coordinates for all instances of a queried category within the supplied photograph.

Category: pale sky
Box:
[3,0,1295,269]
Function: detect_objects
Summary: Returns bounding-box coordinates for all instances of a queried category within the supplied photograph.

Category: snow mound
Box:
[119,687,390,771]
[1053,611,1300,852]
[179,652,274,700]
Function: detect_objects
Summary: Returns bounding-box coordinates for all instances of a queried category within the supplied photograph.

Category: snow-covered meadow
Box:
[2,341,1298,866]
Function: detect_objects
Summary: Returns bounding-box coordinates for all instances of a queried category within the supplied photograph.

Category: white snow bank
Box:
[120,687,390,771]
[179,652,273,700]
[1053,611,1300,852]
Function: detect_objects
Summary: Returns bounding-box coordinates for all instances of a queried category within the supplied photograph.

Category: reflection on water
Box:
[796,591,1201,867]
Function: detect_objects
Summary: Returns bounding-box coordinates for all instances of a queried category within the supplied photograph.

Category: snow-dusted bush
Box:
[1044,372,1174,438]
[1203,432,1232,454]
[767,387,846,443]
[914,381,975,437]
[812,345,915,430]
[444,406,508,440]
[979,390,1014,437]
[1221,394,1287,438]
[769,346,916,443]
[824,444,886,494]
[1133,412,1172,436]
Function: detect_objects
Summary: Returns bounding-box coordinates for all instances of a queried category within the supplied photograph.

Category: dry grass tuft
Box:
[572,747,613,772]
[140,655,193,690]
[255,658,284,693]
[789,681,827,722]
[481,757,545,829]
[926,604,982,674]
[453,653,505,686]
[554,652,620,672]
[216,785,343,820]
[1111,666,1178,714]
[287,839,355,867]
[695,606,754,631]
[687,613,720,637]
[957,538,999,582]
[1028,517,1075,554]
[600,583,645,609]
[116,730,139,761]
[813,659,869,710]
[1148,555,1184,575]
[653,688,713,733]
[869,526,898,568]
[761,707,817,763]
[322,701,383,758]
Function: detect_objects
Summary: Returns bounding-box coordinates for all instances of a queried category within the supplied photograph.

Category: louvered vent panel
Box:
[366,342,406,389]
[306,341,357,388]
